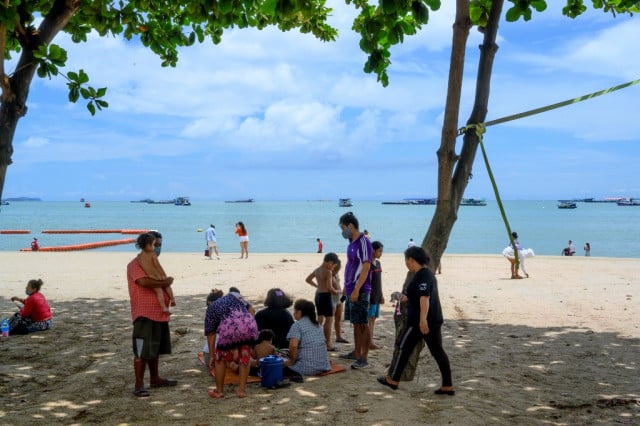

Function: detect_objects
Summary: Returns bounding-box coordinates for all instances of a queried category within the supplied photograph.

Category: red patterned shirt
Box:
[127,257,170,323]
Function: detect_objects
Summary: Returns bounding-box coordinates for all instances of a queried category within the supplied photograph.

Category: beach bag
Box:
[204,249,209,257]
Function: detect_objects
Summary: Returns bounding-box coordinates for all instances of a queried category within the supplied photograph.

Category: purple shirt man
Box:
[344,233,373,295]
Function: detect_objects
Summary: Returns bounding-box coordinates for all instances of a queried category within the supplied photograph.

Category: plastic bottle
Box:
[1,318,9,337]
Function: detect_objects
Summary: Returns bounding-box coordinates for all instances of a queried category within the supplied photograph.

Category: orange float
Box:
[0,230,31,234]
[19,238,136,252]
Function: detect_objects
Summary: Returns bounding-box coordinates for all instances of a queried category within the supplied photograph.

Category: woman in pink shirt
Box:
[8,278,53,334]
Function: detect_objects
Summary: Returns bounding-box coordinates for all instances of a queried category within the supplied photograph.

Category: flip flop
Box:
[197,352,207,366]
[133,387,150,397]
[150,379,177,388]
[377,376,398,390]
[208,389,224,398]
[335,337,349,343]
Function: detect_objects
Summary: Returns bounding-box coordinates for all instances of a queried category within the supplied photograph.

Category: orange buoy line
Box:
[1,230,31,234]
[41,229,150,234]
[19,238,136,252]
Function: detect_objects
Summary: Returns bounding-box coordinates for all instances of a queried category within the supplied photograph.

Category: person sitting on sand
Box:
[284,299,331,381]
[255,288,295,350]
[8,278,52,334]
[136,233,175,314]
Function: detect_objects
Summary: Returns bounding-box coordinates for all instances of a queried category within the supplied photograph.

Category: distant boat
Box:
[406,198,437,205]
[461,198,487,206]
[617,198,640,206]
[585,197,625,203]
[225,199,255,203]
[558,201,577,209]
[381,200,417,205]
[80,198,85,203]
[84,202,91,208]
[174,197,191,206]
[0,200,8,206]
[339,198,353,207]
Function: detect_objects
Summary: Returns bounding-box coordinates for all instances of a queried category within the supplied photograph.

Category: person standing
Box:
[407,238,415,248]
[128,234,177,398]
[338,212,372,369]
[305,252,341,351]
[377,246,454,395]
[368,241,384,350]
[584,242,591,256]
[235,222,249,259]
[205,224,220,259]
[317,238,323,253]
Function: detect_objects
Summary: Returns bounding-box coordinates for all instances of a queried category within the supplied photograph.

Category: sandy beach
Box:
[0,251,638,425]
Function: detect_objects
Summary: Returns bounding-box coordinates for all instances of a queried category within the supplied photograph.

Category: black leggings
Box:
[388,325,452,387]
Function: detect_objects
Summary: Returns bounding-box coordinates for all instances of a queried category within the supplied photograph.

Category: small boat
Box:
[339,198,353,207]
[174,197,191,206]
[461,198,487,206]
[84,202,91,208]
[0,200,9,206]
[617,198,640,206]
[558,202,577,209]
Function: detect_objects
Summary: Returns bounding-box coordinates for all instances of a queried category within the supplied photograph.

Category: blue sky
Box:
[5,2,640,201]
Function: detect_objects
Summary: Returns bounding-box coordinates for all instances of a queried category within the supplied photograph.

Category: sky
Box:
[4,2,640,202]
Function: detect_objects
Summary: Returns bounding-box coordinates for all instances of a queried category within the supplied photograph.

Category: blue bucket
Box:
[259,355,283,388]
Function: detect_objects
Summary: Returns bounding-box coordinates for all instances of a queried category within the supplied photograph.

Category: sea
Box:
[1,200,638,258]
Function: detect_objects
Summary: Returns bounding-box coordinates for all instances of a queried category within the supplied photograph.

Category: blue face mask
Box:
[26,290,33,296]
[341,228,352,240]
[154,246,161,257]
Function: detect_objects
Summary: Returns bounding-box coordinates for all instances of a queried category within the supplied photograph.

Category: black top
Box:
[254,306,295,349]
[369,259,383,304]
[405,267,443,328]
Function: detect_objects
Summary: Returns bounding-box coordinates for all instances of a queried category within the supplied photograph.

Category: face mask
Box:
[341,228,352,240]
[154,246,161,257]
[26,290,33,296]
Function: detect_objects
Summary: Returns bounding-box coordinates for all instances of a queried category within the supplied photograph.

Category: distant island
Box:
[3,197,42,201]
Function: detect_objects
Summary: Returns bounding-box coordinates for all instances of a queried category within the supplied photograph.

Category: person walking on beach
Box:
[584,242,591,256]
[317,238,323,253]
[235,222,249,259]
[502,231,534,279]
[205,224,220,259]
[127,236,177,398]
[377,246,454,395]
[338,211,373,370]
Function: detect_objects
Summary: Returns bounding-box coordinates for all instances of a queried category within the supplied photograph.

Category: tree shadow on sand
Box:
[0,295,638,425]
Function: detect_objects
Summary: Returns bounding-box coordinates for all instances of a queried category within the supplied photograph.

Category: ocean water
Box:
[0,200,638,258]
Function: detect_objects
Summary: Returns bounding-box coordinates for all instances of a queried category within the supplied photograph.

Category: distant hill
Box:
[3,197,42,201]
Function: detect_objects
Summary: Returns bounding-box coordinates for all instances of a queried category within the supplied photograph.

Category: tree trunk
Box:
[0,0,78,201]
[423,0,504,269]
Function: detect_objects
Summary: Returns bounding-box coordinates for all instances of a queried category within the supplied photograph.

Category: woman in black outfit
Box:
[377,246,454,395]
[255,288,295,350]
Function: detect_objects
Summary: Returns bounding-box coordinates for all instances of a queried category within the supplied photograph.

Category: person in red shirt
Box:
[317,238,323,253]
[30,238,39,251]
[9,278,52,334]
[128,233,177,398]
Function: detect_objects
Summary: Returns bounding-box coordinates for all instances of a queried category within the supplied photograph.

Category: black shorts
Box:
[315,292,334,317]
[132,317,171,359]
[346,292,370,325]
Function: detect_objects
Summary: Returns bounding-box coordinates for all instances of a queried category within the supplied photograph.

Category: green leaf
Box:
[505,6,522,22]
[96,87,107,97]
[80,88,91,99]
[87,102,96,116]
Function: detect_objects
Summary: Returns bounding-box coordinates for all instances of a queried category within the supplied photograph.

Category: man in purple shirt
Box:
[338,211,373,369]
